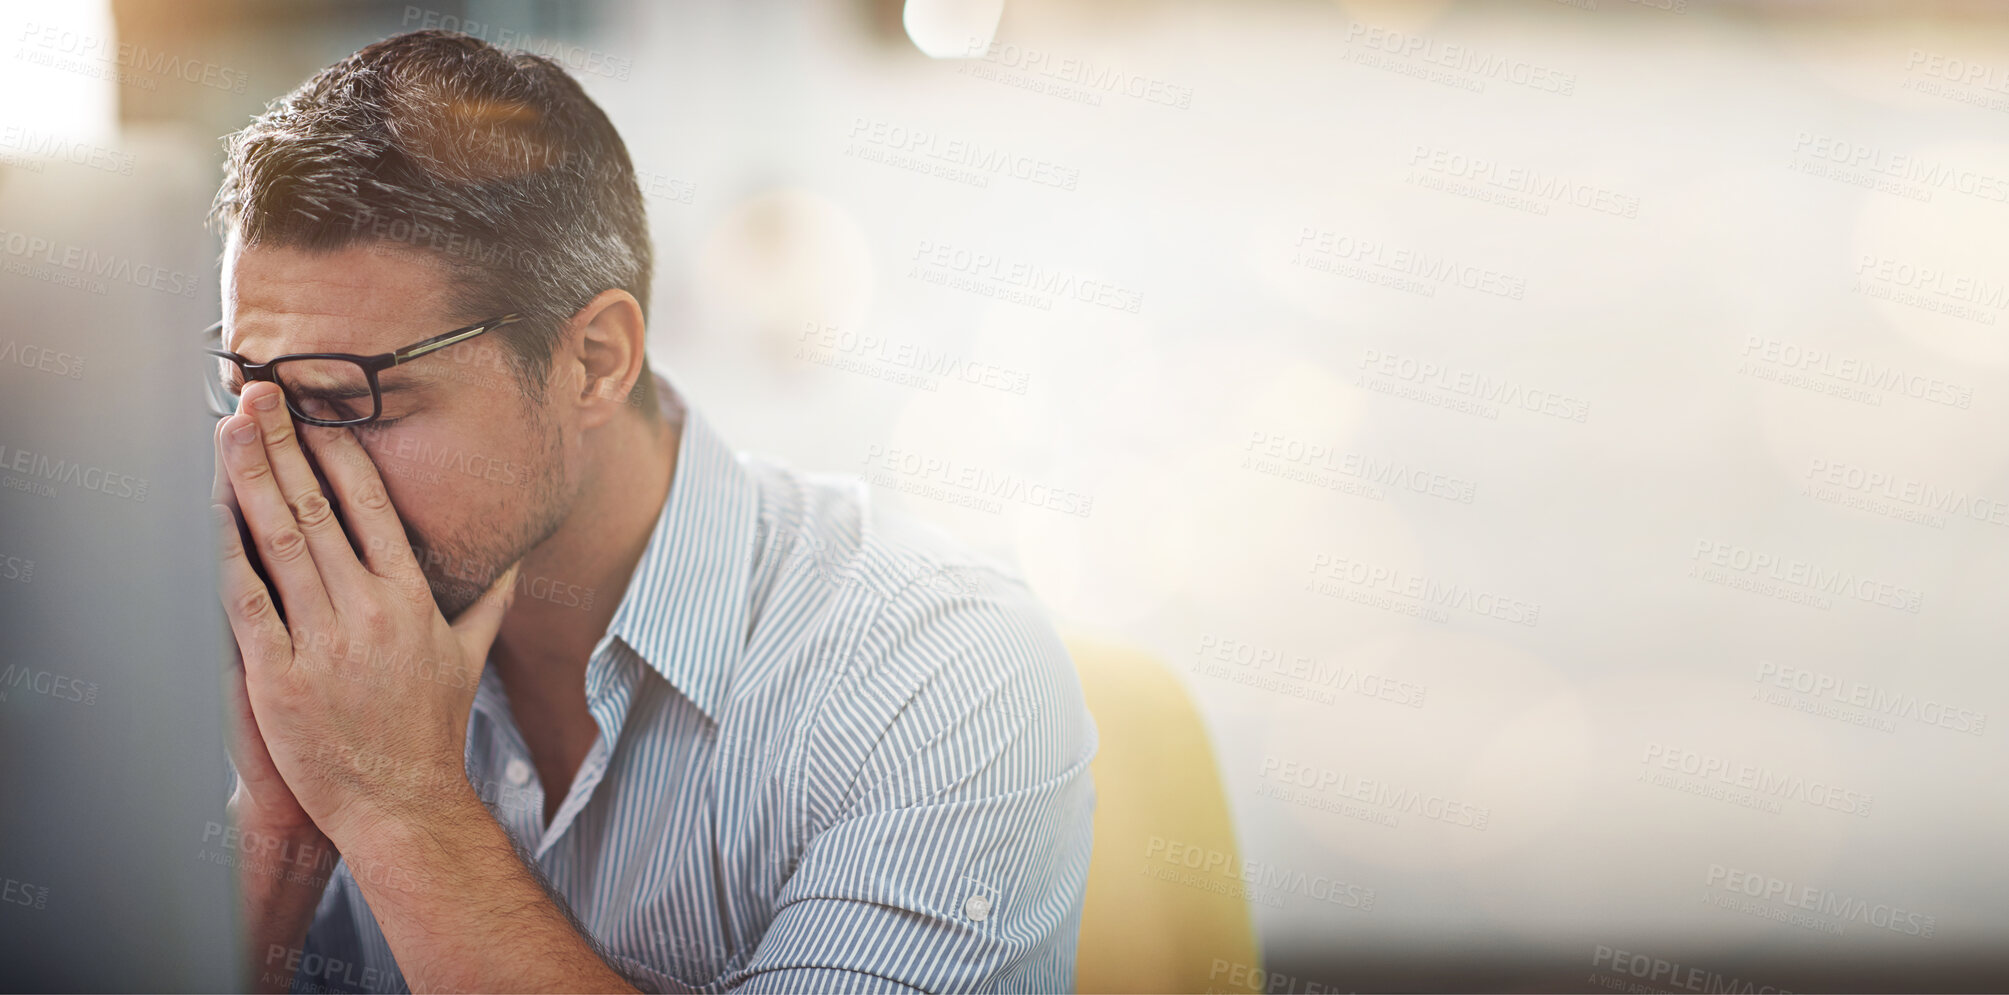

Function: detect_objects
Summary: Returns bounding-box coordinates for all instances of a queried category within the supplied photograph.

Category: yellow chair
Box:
[1067,637,1262,994]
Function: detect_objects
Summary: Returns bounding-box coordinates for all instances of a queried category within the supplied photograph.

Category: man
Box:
[206,30,1097,994]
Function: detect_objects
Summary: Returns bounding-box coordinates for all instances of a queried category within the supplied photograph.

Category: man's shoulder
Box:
[736,452,1079,696]
[736,452,1094,803]
[741,452,1030,612]
[701,458,1094,995]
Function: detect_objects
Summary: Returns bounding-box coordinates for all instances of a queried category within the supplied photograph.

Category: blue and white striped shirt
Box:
[291,381,1098,994]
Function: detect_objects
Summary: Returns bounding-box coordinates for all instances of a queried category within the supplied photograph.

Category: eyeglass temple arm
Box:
[390,314,522,365]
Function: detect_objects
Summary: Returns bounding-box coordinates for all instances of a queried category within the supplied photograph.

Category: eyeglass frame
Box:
[203,313,524,426]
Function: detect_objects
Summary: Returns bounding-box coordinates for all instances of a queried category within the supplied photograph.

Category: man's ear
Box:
[563,289,648,430]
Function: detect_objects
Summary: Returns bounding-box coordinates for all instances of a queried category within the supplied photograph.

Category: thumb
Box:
[450,560,522,665]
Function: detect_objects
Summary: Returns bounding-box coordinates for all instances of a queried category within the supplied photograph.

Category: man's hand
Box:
[213,380,519,849]
[213,437,320,840]
[211,380,633,993]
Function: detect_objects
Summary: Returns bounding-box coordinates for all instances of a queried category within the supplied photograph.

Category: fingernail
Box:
[230,419,258,445]
[250,390,280,411]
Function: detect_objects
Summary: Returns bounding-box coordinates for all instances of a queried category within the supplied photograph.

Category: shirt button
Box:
[504,758,532,786]
[962,894,991,922]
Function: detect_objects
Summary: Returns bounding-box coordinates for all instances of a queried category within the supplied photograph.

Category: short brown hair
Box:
[211,29,654,404]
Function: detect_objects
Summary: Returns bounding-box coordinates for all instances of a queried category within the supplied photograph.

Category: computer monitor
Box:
[0,139,243,991]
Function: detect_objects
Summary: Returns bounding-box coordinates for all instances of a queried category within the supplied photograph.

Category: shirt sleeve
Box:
[286,868,388,994]
[724,576,1100,994]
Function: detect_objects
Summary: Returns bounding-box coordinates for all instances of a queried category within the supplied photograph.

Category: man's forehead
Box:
[223,237,456,355]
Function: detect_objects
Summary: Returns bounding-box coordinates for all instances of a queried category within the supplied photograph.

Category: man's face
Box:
[220,237,574,618]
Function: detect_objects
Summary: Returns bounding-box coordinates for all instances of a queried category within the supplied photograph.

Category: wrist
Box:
[227,790,328,844]
[320,778,485,865]
[223,800,340,899]
[324,782,498,910]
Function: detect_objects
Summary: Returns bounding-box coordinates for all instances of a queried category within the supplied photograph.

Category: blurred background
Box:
[4,0,2008,990]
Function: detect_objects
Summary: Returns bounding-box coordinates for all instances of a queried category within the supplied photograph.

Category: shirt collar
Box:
[600,375,760,723]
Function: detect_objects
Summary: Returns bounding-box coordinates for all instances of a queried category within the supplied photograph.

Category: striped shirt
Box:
[290,380,1099,994]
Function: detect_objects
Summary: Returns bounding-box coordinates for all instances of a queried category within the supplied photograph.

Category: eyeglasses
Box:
[203,314,522,427]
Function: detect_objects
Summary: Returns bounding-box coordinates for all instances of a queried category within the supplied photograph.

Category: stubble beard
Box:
[405,417,571,620]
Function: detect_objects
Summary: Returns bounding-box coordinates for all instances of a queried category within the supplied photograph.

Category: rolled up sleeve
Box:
[726,580,1099,994]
